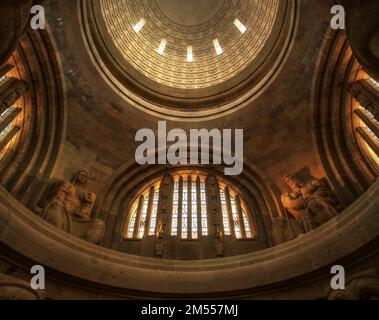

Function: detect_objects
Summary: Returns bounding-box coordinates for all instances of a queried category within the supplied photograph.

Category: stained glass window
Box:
[182,177,188,239]
[137,195,150,239]
[200,180,208,236]
[243,209,252,238]
[148,189,160,235]
[220,189,231,235]
[352,76,379,167]
[127,206,137,238]
[230,196,242,239]
[191,180,198,239]
[171,179,179,236]
[125,174,254,241]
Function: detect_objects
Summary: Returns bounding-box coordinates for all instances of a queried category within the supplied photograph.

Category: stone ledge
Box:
[0,180,378,294]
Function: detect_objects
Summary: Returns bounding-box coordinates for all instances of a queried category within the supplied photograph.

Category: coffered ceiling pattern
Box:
[100,0,279,90]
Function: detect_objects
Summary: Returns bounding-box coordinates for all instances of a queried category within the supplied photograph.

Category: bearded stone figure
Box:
[41,170,96,232]
[281,174,340,233]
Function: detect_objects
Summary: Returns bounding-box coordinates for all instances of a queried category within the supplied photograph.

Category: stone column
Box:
[206,174,224,257]
[0,78,28,113]
[0,64,13,78]
[155,174,173,257]
[348,80,379,121]
[0,107,21,134]
[236,195,247,239]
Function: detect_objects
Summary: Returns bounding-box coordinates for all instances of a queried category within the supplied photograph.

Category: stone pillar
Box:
[0,107,21,133]
[0,125,21,149]
[144,187,155,237]
[348,80,379,121]
[235,195,247,239]
[155,174,173,257]
[206,174,224,257]
[0,78,28,113]
[0,64,13,78]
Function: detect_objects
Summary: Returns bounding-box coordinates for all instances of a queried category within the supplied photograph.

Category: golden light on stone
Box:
[99,0,280,90]
[213,39,223,56]
[234,19,247,34]
[133,18,146,33]
[157,39,167,55]
[187,46,193,62]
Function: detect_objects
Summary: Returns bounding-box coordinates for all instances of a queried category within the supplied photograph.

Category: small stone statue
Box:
[281,174,340,233]
[81,219,105,246]
[41,170,96,232]
[155,222,165,258]
[214,226,224,257]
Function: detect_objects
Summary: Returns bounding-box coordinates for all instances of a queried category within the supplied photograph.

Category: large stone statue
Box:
[271,216,303,245]
[281,174,341,233]
[81,219,105,246]
[41,170,96,232]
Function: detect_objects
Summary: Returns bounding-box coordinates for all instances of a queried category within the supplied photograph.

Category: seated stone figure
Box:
[281,174,341,233]
[41,170,96,232]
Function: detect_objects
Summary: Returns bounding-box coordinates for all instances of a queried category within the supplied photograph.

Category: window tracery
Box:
[125,173,254,240]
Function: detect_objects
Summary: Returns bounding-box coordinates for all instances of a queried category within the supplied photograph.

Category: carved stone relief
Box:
[35,170,105,246]
[276,174,342,244]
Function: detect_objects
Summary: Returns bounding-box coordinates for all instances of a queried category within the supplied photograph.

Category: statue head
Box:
[73,170,89,185]
[284,174,303,190]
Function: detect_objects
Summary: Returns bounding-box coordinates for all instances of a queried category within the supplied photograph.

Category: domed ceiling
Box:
[100,0,278,90]
[84,0,297,119]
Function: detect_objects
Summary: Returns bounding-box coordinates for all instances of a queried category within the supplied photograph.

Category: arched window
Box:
[124,173,255,240]
[0,64,27,162]
[349,76,379,170]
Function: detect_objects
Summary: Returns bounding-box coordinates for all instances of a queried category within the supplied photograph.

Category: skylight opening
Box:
[187,46,193,62]
[133,18,146,33]
[234,19,247,34]
[157,39,167,55]
[213,39,223,56]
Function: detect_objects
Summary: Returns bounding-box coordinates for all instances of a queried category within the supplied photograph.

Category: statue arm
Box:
[50,180,71,203]
[77,192,96,219]
[281,193,305,219]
